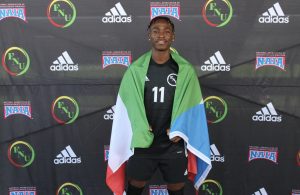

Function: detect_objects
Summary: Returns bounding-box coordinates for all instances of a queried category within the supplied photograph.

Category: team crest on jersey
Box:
[150,2,180,20]
[248,146,278,164]
[0,4,27,22]
[4,101,32,119]
[167,73,177,86]
[102,51,131,69]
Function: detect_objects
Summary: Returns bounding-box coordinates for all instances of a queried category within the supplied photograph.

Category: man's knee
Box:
[167,183,185,195]
[126,179,147,195]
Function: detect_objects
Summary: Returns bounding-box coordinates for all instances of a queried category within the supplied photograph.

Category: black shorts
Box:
[126,152,188,184]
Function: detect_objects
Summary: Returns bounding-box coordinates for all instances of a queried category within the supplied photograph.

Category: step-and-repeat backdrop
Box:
[0,0,299,194]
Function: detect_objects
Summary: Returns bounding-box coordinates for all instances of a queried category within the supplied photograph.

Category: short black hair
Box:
[147,16,175,32]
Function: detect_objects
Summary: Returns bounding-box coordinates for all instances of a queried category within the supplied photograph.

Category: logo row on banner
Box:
[6,139,300,194]
[1,48,286,76]
[2,96,284,123]
[0,1,291,27]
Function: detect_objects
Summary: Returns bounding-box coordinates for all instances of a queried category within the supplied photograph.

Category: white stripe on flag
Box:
[108,95,133,172]
[274,3,284,16]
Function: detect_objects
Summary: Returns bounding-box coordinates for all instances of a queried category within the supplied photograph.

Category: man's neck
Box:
[151,49,170,64]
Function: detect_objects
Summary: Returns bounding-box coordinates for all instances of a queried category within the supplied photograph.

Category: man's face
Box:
[148,19,175,52]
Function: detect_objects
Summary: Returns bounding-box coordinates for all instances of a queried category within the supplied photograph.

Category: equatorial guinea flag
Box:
[106,51,211,194]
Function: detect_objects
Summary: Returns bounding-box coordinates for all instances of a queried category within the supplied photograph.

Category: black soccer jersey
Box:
[134,56,184,157]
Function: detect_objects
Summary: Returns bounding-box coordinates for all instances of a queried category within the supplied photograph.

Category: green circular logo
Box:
[202,0,233,27]
[199,179,223,195]
[204,96,228,123]
[2,47,30,76]
[47,0,77,28]
[51,96,79,124]
[56,182,83,195]
[7,141,35,168]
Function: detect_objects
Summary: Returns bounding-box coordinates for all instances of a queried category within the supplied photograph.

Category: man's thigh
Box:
[158,156,188,184]
[127,156,158,181]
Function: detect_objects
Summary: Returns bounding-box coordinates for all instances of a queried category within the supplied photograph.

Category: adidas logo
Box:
[102,2,132,23]
[201,51,230,71]
[50,51,78,71]
[104,105,115,120]
[54,145,81,164]
[210,144,225,162]
[145,76,150,82]
[252,102,282,122]
[252,188,268,195]
[258,2,289,23]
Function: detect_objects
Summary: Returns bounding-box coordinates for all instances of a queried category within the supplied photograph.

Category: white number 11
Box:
[152,87,165,103]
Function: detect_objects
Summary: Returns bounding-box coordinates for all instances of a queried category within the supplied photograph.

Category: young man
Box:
[106,16,211,195]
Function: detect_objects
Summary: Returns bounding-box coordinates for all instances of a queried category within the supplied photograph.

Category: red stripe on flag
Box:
[106,163,126,195]
[187,151,197,181]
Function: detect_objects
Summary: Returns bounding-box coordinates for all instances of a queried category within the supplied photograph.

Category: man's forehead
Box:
[150,19,173,29]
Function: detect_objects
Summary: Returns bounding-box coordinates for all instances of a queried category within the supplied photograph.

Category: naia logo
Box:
[149,185,168,195]
[0,4,27,22]
[292,189,300,195]
[248,146,278,164]
[102,51,131,69]
[104,145,110,161]
[4,101,32,119]
[150,2,180,20]
[9,187,36,195]
[256,52,285,71]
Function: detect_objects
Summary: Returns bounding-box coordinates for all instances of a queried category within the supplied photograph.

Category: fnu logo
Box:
[51,96,79,124]
[47,0,76,28]
[199,179,223,195]
[202,0,233,27]
[56,182,83,195]
[2,47,30,76]
[204,96,228,124]
[7,141,35,168]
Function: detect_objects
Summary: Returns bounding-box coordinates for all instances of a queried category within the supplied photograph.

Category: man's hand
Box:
[166,128,181,143]
[170,136,181,143]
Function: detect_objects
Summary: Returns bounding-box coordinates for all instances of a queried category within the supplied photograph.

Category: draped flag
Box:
[106,51,211,194]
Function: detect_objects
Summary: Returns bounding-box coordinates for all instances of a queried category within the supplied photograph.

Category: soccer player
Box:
[106,16,211,195]
[126,16,186,195]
